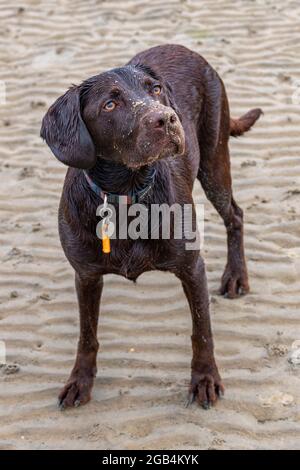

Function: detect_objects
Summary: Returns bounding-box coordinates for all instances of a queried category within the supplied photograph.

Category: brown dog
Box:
[41,44,262,410]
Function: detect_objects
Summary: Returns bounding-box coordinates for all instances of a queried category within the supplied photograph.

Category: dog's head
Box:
[41,64,185,169]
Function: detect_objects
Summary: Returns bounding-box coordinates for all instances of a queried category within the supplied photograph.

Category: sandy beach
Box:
[0,0,299,450]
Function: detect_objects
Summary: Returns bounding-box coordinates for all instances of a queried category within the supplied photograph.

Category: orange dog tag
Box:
[102,233,111,254]
[102,223,111,254]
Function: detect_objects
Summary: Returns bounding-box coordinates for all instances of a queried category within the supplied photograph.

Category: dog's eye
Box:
[152,85,161,95]
[103,100,116,111]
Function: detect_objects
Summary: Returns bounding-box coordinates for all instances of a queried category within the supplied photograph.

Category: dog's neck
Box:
[86,158,156,196]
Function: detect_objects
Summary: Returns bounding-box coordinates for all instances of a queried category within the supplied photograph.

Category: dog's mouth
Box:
[171,134,185,156]
[126,133,185,170]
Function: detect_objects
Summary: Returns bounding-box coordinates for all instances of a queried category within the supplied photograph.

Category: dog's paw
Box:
[58,374,94,410]
[186,369,224,409]
[219,263,249,299]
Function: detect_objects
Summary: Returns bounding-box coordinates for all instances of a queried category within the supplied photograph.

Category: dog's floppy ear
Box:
[40,85,96,169]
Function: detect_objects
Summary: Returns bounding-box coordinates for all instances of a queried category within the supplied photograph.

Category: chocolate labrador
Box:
[41,44,262,410]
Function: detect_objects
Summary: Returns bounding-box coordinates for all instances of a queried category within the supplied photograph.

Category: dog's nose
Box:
[153,111,178,129]
[147,110,178,130]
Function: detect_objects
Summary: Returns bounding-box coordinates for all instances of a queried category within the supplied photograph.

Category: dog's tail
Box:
[230,108,263,137]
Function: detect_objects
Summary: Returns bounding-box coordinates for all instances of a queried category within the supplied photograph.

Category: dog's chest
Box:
[105,239,158,281]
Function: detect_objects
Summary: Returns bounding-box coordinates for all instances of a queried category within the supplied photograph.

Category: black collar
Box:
[83,166,156,204]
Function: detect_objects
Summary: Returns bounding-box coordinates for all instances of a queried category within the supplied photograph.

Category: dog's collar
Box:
[83,168,156,204]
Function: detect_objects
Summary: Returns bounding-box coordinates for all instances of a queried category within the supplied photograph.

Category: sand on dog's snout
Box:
[0,0,299,450]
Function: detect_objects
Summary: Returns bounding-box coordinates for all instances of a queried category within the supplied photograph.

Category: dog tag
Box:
[101,217,115,254]
[99,195,113,254]
[102,222,111,254]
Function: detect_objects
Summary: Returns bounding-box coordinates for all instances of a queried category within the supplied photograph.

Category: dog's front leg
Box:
[58,272,103,409]
[177,256,224,409]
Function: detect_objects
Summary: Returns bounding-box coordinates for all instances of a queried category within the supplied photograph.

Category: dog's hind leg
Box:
[198,141,249,298]
[197,70,261,298]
